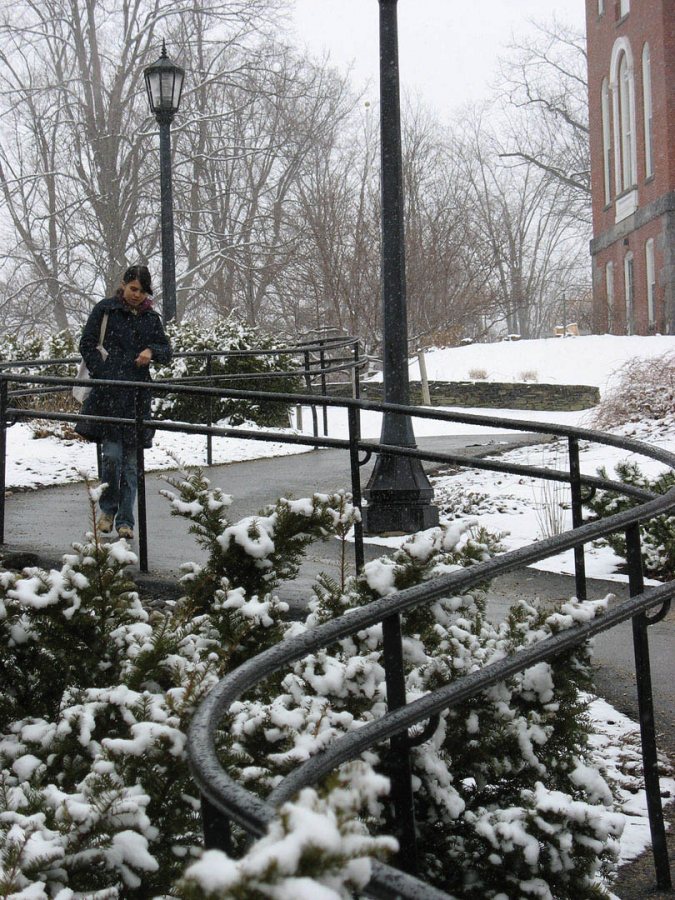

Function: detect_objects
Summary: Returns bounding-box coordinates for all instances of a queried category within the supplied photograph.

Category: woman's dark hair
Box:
[122,265,153,295]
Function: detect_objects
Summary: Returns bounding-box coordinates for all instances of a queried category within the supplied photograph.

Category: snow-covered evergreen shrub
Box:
[218,517,623,899]
[153,317,302,428]
[584,462,675,580]
[0,477,368,896]
[0,329,77,373]
[0,472,624,898]
[592,352,675,426]
[0,329,80,429]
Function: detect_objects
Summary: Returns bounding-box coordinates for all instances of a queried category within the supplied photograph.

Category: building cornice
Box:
[590,191,675,255]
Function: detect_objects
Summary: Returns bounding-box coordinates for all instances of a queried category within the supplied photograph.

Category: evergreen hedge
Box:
[0,317,303,430]
[584,462,675,581]
[0,471,624,897]
[152,319,303,428]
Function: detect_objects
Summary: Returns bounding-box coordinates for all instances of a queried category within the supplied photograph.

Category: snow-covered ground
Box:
[8,334,674,490]
[360,415,675,587]
[4,333,674,889]
[402,333,675,389]
[5,418,313,490]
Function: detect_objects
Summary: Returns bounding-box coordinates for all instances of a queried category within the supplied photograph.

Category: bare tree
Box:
[402,101,492,348]
[285,97,493,355]
[0,0,284,331]
[284,100,381,343]
[454,112,587,339]
[173,39,355,327]
[496,18,591,227]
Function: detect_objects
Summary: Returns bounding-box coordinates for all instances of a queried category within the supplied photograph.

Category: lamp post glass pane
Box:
[159,71,181,109]
[146,72,160,111]
[144,53,184,116]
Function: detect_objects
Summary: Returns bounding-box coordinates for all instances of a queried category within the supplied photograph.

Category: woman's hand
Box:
[135,348,153,366]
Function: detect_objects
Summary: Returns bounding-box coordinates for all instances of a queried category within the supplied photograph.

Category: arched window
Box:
[645,239,656,326]
[642,43,654,177]
[610,39,637,198]
[624,251,635,334]
[606,261,615,332]
[601,78,612,203]
[618,54,634,190]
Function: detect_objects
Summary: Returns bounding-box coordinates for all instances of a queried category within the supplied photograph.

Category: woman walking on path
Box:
[75,265,172,539]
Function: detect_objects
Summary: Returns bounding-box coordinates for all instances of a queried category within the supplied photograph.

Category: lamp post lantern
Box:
[362,0,438,535]
[144,41,184,324]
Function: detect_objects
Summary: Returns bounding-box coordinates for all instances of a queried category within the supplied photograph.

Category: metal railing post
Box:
[382,613,419,874]
[303,350,318,441]
[206,354,213,467]
[353,341,361,400]
[201,794,233,854]
[135,388,149,574]
[347,406,364,572]
[568,437,587,600]
[319,344,328,437]
[626,522,671,889]
[0,376,7,544]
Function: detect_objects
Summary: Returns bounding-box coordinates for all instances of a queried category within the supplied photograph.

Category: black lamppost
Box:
[362,0,438,534]
[144,41,185,324]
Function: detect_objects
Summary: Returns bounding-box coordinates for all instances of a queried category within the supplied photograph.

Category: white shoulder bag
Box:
[72,312,109,403]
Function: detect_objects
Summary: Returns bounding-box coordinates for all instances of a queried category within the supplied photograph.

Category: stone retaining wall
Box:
[328,380,600,411]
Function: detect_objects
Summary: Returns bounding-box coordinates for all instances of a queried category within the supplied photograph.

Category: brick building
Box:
[586,0,674,334]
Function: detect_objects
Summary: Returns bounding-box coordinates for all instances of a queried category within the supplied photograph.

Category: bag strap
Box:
[99,312,109,346]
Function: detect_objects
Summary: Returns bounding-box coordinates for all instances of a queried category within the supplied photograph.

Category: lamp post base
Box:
[362,453,439,534]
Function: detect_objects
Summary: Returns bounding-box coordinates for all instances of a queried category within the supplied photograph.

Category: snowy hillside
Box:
[403,334,675,390]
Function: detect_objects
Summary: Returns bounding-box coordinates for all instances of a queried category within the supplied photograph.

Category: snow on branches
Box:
[0,469,624,898]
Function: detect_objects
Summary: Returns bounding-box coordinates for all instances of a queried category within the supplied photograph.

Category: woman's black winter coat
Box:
[75,295,172,447]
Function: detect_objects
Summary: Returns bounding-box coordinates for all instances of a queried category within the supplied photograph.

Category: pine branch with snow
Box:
[0,525,145,729]
[176,765,397,900]
[585,462,675,580]
[162,468,359,610]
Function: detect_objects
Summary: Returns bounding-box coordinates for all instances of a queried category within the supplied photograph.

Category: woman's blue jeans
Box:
[99,439,137,529]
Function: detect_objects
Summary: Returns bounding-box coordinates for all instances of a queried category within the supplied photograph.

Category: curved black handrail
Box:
[0,368,673,896]
[187,493,675,816]
[0,334,361,371]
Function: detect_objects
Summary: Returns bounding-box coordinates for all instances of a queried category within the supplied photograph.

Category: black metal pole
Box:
[158,118,177,325]
[303,350,318,441]
[382,612,419,874]
[206,354,213,467]
[626,524,671,889]
[0,377,7,544]
[347,405,365,573]
[568,437,587,600]
[362,0,437,535]
[319,345,328,437]
[135,389,149,574]
[202,794,233,854]
[353,340,361,402]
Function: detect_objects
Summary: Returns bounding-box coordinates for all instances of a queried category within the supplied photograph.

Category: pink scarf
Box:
[117,288,154,314]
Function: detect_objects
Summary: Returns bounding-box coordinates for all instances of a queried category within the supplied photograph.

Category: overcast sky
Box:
[291,0,587,119]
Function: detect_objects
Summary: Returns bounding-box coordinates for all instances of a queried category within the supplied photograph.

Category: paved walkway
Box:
[3,433,537,579]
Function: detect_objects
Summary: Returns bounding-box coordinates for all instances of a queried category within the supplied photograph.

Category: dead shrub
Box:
[591,351,675,427]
